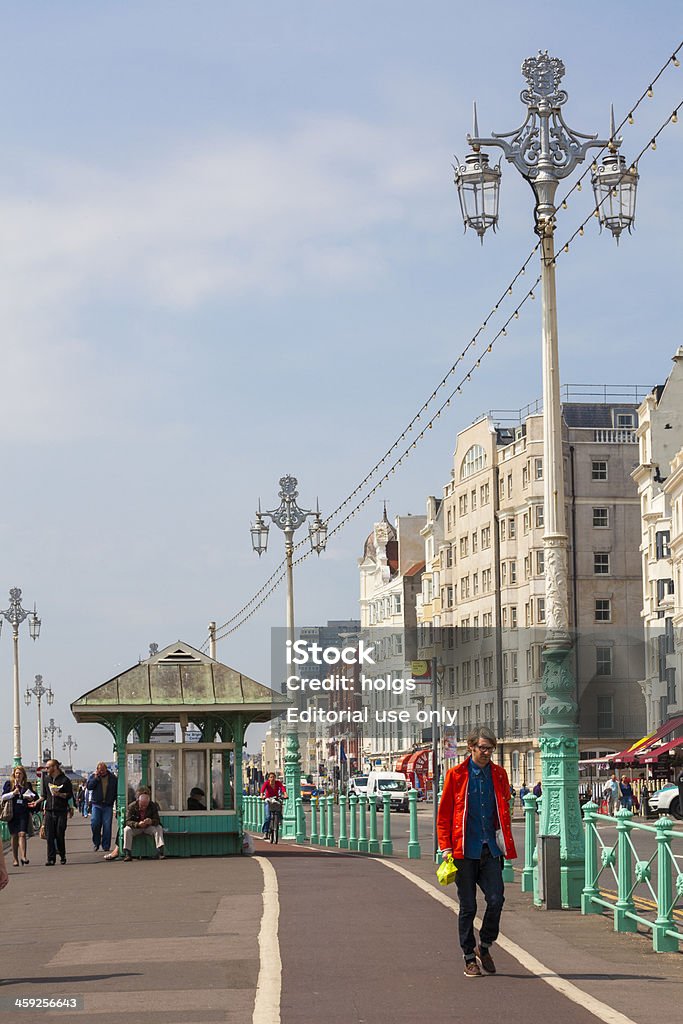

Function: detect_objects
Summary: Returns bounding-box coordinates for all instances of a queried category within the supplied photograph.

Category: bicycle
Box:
[265,796,283,844]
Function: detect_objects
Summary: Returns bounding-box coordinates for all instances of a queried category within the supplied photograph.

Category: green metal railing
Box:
[581,802,682,952]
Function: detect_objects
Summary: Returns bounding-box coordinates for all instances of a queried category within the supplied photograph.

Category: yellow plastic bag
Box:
[436,853,457,886]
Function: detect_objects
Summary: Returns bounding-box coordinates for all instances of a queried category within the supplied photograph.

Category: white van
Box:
[366,771,409,812]
[347,775,369,799]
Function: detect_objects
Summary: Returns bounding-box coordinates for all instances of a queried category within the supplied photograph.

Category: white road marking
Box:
[252,856,281,1024]
[376,859,640,1024]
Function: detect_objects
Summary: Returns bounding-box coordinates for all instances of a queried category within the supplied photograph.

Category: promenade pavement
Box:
[1,815,681,1024]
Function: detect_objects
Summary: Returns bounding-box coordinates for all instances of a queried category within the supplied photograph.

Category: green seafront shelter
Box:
[70,641,290,856]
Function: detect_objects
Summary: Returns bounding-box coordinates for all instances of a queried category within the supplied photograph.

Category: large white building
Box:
[358,509,425,768]
[633,349,683,732]
[417,390,647,786]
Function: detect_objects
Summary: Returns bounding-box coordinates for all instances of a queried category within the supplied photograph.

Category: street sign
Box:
[411,661,432,683]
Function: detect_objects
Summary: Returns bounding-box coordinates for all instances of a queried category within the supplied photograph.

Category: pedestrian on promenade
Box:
[519,780,529,810]
[619,776,633,811]
[122,786,165,861]
[1,766,38,866]
[603,774,619,816]
[76,782,87,816]
[86,762,118,852]
[0,842,8,890]
[437,726,517,978]
[38,759,74,866]
[638,775,651,817]
[260,773,287,836]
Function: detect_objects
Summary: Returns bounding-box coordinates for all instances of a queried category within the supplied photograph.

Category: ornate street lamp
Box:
[44,719,62,759]
[251,475,327,838]
[63,735,78,766]
[455,52,639,908]
[25,674,54,769]
[1,588,42,766]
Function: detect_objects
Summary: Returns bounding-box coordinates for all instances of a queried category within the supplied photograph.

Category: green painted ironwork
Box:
[368,796,380,854]
[338,793,348,849]
[349,794,358,851]
[522,793,538,893]
[381,793,393,855]
[580,801,602,913]
[537,644,585,908]
[282,731,302,839]
[654,817,679,952]
[318,792,327,846]
[295,796,306,843]
[358,794,369,853]
[407,788,421,859]
[310,796,319,845]
[614,808,637,933]
[325,795,336,847]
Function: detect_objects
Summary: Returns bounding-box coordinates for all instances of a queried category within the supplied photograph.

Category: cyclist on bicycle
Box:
[260,773,287,836]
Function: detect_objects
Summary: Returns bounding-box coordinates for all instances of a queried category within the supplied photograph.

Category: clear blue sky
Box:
[1,2,681,767]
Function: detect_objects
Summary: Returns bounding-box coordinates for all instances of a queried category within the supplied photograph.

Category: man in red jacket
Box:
[437,727,516,978]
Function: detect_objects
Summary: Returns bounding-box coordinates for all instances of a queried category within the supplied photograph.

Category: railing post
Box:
[310,796,319,846]
[653,817,678,952]
[368,795,380,853]
[349,794,358,852]
[338,793,348,849]
[580,801,602,914]
[381,792,393,855]
[407,788,421,859]
[245,795,251,830]
[521,793,537,894]
[358,794,369,853]
[614,808,637,933]
[325,795,336,847]
[318,794,327,847]
[295,797,306,844]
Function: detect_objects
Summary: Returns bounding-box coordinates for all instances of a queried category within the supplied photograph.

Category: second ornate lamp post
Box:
[44,719,62,760]
[251,475,328,838]
[455,52,638,907]
[25,674,54,769]
[63,735,78,767]
[1,587,42,767]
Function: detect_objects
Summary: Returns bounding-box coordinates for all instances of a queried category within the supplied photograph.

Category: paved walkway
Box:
[1,816,681,1024]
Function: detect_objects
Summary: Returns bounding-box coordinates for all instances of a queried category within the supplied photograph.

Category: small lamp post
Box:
[1,588,41,766]
[44,719,62,760]
[63,735,78,767]
[454,52,638,908]
[25,674,54,769]
[251,475,327,837]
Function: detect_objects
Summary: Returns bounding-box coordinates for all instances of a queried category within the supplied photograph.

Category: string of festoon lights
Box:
[205,45,681,645]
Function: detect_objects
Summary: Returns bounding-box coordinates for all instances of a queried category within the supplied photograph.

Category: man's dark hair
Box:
[466,726,497,749]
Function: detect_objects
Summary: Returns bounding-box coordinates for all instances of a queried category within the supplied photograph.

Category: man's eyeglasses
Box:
[475,744,495,754]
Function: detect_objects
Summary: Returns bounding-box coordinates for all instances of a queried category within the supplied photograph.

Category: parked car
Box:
[648,783,681,819]
[347,776,369,799]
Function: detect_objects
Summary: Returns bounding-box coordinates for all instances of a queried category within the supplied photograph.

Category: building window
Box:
[481,526,491,549]
[483,568,492,592]
[462,661,472,691]
[594,552,610,575]
[597,694,614,731]
[472,572,479,596]
[459,494,468,516]
[596,647,612,676]
[447,508,452,532]
[460,536,469,559]
[525,603,532,627]
[500,520,506,542]
[522,466,528,488]
[593,507,609,528]
[510,560,517,584]
[511,651,518,680]
[535,458,543,480]
[655,531,671,560]
[501,562,507,584]
[523,511,529,533]
[448,666,455,696]
[472,531,478,553]
[535,505,544,529]
[616,412,634,428]
[461,445,487,479]
[592,460,608,481]
[499,477,505,500]
[536,550,545,575]
[595,599,611,622]
[480,482,490,505]
[502,607,508,628]
[482,611,492,635]
[474,659,481,688]
[447,585,454,608]
[483,656,493,685]
[393,594,402,614]
[524,555,531,580]
[526,647,532,675]
[537,598,546,623]
[508,518,516,539]
[471,489,477,511]
[507,473,513,498]
[446,546,453,568]
[502,652,508,684]
[460,577,469,600]
[510,606,518,629]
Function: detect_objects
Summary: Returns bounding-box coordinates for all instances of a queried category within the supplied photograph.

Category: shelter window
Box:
[126,743,236,812]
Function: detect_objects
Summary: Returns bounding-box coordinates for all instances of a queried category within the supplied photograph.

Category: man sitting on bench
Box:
[123,786,165,861]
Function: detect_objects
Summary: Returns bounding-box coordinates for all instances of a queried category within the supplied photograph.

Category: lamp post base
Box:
[282,730,302,839]
[535,643,585,909]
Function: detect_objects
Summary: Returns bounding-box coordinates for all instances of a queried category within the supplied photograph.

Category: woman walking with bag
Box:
[1,766,38,866]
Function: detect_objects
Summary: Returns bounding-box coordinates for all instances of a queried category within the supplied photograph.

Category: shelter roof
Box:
[71,640,290,724]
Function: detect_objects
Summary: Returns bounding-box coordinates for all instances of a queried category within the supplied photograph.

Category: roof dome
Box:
[363,505,397,560]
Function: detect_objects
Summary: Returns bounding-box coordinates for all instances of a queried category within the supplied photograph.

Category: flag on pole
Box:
[340,741,347,763]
